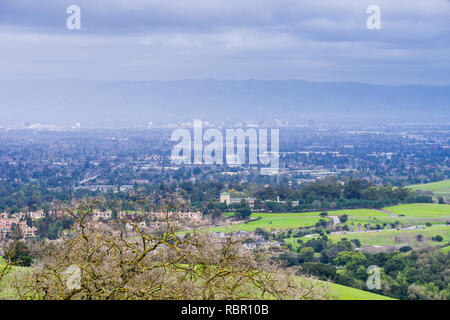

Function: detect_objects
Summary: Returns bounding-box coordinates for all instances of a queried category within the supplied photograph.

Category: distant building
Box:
[220,192,255,207]
[219,192,231,204]
[93,211,112,220]
[0,216,37,239]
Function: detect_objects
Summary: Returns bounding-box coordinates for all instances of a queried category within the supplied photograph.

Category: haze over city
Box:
[0,0,449,126]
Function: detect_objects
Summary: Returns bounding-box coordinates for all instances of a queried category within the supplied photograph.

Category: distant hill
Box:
[1,80,449,127]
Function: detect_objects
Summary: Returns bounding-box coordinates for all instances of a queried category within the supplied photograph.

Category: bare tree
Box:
[14,197,329,300]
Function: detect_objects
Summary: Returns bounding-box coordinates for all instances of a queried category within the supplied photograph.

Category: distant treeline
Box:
[0,176,432,214]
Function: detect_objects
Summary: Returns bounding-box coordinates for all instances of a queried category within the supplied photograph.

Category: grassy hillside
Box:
[409,180,450,197]
[324,281,394,300]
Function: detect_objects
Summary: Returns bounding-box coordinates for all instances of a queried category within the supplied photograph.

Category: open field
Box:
[209,216,325,233]
[217,205,449,233]
[301,225,450,248]
[383,203,450,219]
[409,180,450,197]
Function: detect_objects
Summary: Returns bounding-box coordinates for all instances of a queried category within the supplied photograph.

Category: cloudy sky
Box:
[1,0,449,85]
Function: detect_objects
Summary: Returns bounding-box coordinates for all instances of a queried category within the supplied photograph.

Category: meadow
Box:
[300,225,450,248]
[216,205,449,233]
[383,203,450,219]
[209,216,325,233]
[409,180,450,197]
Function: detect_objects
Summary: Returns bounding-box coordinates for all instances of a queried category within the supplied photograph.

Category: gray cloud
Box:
[0,0,449,85]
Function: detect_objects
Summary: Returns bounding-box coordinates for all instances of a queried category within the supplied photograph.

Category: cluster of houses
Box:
[0,209,205,240]
[0,212,41,239]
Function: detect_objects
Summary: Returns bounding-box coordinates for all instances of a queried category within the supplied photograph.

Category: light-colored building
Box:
[220,192,255,207]
[93,211,112,220]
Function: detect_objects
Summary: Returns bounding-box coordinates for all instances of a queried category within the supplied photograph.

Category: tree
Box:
[300,262,336,281]
[3,241,33,267]
[237,207,252,220]
[7,223,23,241]
[343,180,365,199]
[339,214,348,223]
[333,251,367,274]
[299,247,315,263]
[399,246,412,253]
[15,200,329,300]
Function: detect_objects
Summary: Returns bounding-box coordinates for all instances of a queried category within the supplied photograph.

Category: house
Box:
[93,211,112,220]
[29,210,46,220]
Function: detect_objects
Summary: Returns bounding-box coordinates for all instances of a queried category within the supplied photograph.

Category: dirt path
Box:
[377,209,398,217]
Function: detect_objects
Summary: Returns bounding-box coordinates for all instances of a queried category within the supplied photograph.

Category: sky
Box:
[0,0,450,85]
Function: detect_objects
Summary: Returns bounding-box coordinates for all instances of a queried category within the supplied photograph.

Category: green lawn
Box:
[383,203,450,219]
[409,180,450,197]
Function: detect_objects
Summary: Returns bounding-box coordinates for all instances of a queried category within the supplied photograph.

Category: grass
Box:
[409,180,450,197]
[217,205,449,234]
[209,216,325,233]
[324,280,394,300]
[0,258,31,300]
[383,203,450,219]
[326,209,390,217]
[440,245,450,254]
[302,225,450,248]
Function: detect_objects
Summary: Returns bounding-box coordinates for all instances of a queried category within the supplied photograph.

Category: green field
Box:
[217,205,449,234]
[324,280,394,300]
[210,216,325,233]
[383,203,450,219]
[409,180,450,197]
[302,225,450,248]
[326,209,390,217]
[441,245,450,254]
